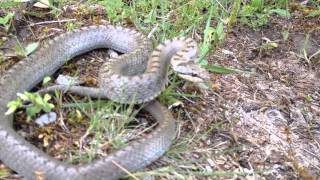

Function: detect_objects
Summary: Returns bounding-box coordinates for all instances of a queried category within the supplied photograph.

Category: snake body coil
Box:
[0,25,203,179]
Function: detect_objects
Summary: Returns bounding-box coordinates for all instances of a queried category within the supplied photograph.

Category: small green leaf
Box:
[228,0,241,32]
[26,106,41,117]
[205,65,242,74]
[43,103,54,112]
[5,106,18,115]
[198,58,209,66]
[214,21,225,41]
[251,0,263,11]
[17,92,29,101]
[7,100,22,107]
[305,95,313,102]
[6,91,55,119]
[35,95,45,106]
[282,31,289,41]
[269,9,290,17]
[14,44,26,57]
[44,94,52,102]
[240,5,257,17]
[5,99,22,115]
[307,10,320,17]
[0,167,10,177]
[24,42,39,56]
[0,12,15,25]
[42,76,51,85]
[0,1,22,9]
[261,42,278,50]
[99,0,124,22]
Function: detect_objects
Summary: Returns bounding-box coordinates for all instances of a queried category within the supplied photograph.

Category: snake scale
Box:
[0,25,209,180]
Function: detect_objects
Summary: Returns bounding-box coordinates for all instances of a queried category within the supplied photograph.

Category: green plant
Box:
[14,41,39,57]
[261,40,278,50]
[6,92,55,121]
[91,0,240,74]
[0,167,10,179]
[0,12,15,31]
[205,64,243,73]
[295,34,320,65]
[198,3,220,66]
[32,0,63,17]
[61,97,142,164]
[305,0,320,18]
[65,21,79,31]
[239,0,290,29]
[158,74,199,106]
[98,0,129,23]
[0,1,22,9]
[227,0,241,33]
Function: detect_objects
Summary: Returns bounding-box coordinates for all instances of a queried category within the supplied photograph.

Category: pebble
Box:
[55,75,82,85]
[35,112,57,127]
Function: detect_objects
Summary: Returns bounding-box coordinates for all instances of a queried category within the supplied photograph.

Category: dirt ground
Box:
[0,4,320,180]
[192,16,320,179]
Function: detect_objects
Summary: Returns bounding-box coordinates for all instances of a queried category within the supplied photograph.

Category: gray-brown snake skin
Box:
[0,25,203,179]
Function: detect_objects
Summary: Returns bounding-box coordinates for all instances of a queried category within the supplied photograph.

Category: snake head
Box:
[173,63,211,89]
[170,39,211,89]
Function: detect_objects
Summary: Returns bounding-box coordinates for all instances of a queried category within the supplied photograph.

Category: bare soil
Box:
[184,16,320,179]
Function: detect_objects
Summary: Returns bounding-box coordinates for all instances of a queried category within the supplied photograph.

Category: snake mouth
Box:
[177,72,207,83]
[173,63,211,84]
[178,73,211,89]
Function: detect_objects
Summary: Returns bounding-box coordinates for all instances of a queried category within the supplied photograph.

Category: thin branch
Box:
[111,160,140,180]
[29,19,76,27]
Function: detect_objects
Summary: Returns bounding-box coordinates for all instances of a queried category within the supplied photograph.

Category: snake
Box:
[0,25,209,180]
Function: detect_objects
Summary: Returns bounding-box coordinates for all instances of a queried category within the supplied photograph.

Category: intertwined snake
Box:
[0,25,209,180]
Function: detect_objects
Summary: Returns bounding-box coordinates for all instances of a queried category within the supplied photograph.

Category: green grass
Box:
[294,33,320,66]
[0,168,10,179]
[59,97,143,164]
[239,0,290,29]
[91,0,237,67]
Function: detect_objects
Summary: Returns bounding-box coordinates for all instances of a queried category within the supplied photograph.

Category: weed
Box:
[0,167,10,179]
[6,92,55,121]
[239,0,290,29]
[65,21,79,31]
[295,34,320,65]
[205,64,243,73]
[260,40,278,50]
[159,74,199,106]
[0,1,22,9]
[98,0,129,23]
[282,30,289,41]
[227,0,241,33]
[0,12,15,31]
[307,9,320,17]
[61,98,143,164]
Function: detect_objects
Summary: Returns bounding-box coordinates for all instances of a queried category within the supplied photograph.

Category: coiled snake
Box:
[0,25,209,180]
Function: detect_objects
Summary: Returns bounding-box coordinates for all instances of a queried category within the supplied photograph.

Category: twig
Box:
[111,160,140,180]
[147,24,159,39]
[29,19,76,27]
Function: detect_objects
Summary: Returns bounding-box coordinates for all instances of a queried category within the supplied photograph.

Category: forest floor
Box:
[0,1,319,180]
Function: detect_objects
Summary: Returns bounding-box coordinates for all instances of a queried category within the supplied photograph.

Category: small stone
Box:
[207,158,215,167]
[33,0,50,8]
[35,112,57,127]
[107,49,119,58]
[55,75,82,86]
